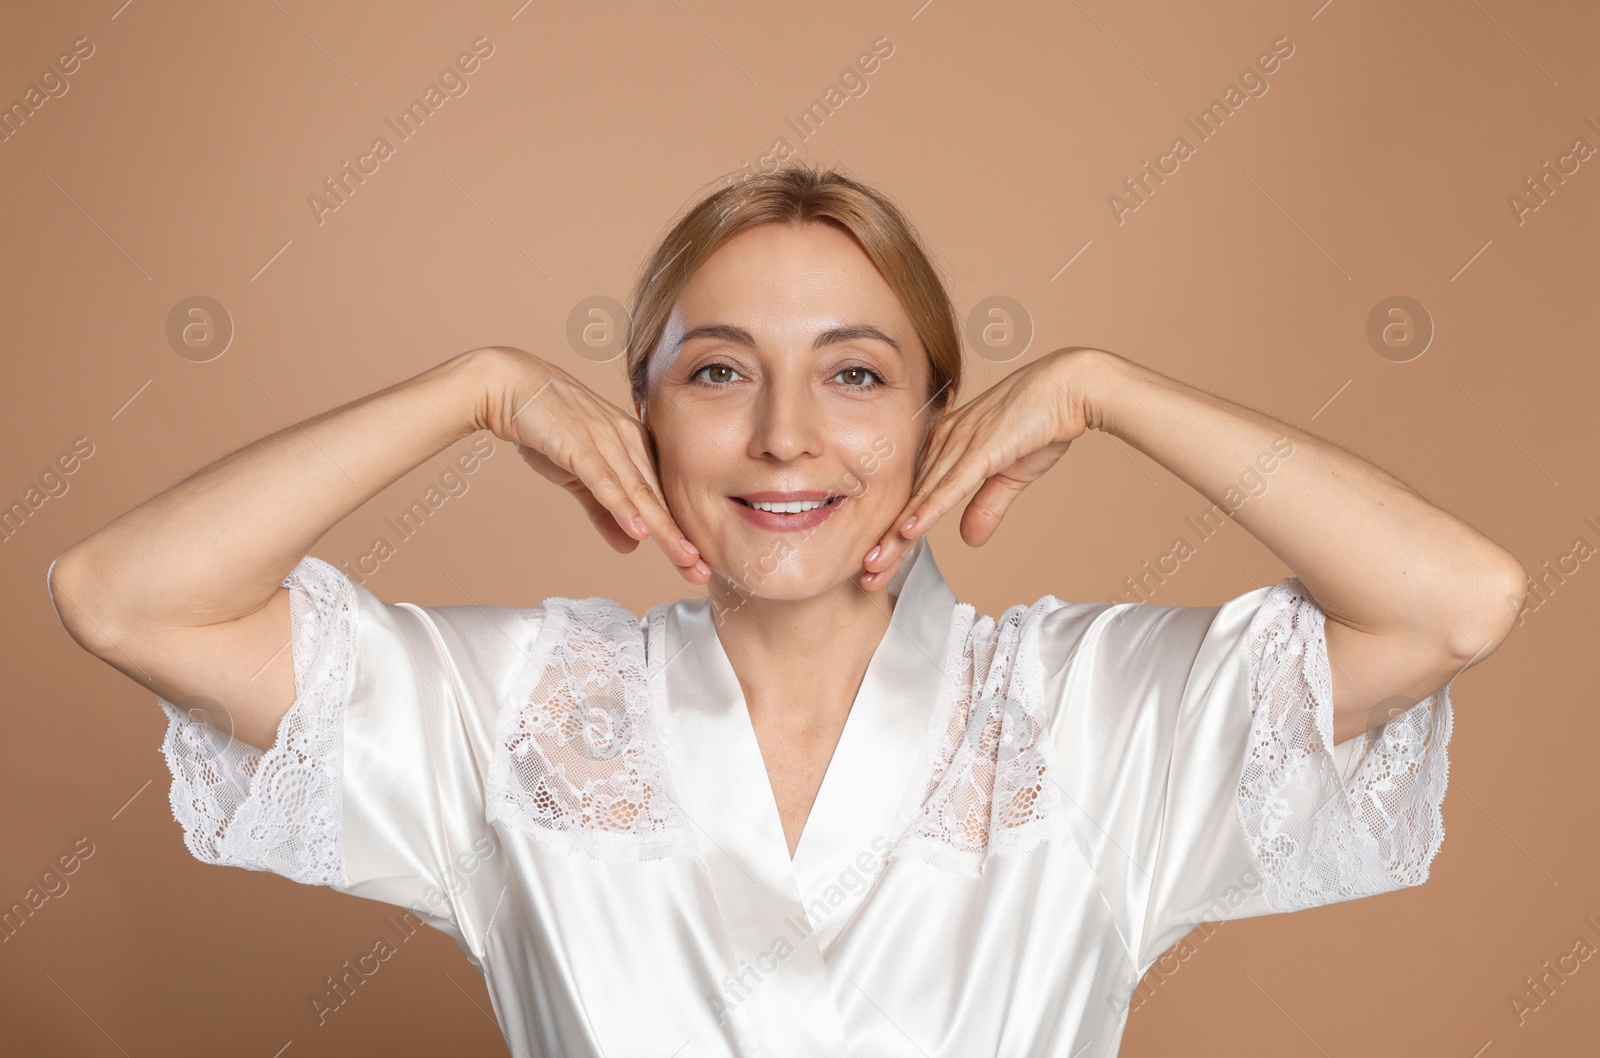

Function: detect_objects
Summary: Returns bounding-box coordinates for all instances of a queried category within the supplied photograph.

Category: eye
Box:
[690,362,744,386]
[833,365,886,390]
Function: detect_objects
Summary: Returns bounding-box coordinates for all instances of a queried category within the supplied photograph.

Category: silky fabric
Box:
[157,535,1453,1056]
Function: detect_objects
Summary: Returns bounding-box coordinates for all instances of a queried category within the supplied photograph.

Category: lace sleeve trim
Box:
[157,555,352,888]
[1237,577,1454,913]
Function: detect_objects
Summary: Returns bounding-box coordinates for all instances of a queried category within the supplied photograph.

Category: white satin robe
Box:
[157,534,1454,1057]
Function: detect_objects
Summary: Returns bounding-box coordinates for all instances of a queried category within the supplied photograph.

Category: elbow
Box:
[47,548,89,644]
[46,548,77,626]
[1444,549,1529,666]
[47,547,118,656]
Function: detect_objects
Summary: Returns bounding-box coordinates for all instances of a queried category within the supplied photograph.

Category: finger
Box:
[904,415,956,510]
[859,423,954,575]
[611,438,702,570]
[964,439,1075,547]
[958,472,1029,547]
[860,538,914,592]
[864,431,970,574]
[573,490,644,554]
[639,489,712,584]
[604,430,712,583]
[568,446,656,546]
[517,440,642,536]
[579,451,710,585]
[874,441,1007,578]
[523,437,709,581]
[520,439,650,550]
[902,434,1006,541]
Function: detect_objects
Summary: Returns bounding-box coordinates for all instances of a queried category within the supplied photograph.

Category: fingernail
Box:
[901,515,918,533]
[865,544,880,564]
[694,559,711,576]
[633,516,649,535]
[682,539,699,556]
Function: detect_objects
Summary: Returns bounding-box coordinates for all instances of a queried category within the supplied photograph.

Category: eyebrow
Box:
[673,322,902,359]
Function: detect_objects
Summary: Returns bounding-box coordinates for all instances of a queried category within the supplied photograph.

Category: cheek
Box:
[654,446,693,507]
[843,430,918,506]
[650,425,719,509]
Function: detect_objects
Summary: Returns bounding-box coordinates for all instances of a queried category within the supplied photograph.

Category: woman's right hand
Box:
[472,346,711,584]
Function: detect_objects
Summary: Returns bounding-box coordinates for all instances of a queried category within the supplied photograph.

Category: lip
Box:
[728,492,846,533]
[732,491,839,503]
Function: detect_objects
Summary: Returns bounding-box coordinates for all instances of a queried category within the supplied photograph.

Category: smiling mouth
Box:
[732,496,846,514]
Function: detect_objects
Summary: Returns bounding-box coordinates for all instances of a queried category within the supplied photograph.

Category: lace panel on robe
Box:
[157,556,349,888]
[1238,576,1453,912]
[899,579,1454,900]
[897,598,1068,877]
[485,597,703,864]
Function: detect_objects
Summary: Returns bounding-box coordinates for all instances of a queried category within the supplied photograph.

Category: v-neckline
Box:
[650,536,962,949]
[733,584,904,861]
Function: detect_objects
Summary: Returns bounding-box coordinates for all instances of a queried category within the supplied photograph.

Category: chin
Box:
[673,492,885,595]
[702,536,860,602]
[718,567,853,603]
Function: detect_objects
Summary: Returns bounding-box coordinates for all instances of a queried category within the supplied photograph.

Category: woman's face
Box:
[641,221,936,601]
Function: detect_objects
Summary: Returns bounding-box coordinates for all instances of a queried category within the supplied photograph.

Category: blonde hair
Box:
[625,164,962,417]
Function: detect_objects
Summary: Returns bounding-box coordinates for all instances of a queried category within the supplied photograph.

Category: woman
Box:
[50,166,1525,1056]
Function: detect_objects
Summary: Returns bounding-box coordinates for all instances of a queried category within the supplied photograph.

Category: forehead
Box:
[675,222,912,333]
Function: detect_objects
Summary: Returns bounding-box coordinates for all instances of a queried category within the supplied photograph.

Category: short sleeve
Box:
[157,556,540,949]
[1040,576,1454,976]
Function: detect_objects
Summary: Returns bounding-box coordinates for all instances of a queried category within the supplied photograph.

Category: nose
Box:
[746,374,824,462]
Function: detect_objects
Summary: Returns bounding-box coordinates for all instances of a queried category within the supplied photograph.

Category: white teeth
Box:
[749,498,831,513]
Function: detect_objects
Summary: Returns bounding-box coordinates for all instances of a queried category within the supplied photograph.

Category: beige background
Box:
[3,0,1596,1054]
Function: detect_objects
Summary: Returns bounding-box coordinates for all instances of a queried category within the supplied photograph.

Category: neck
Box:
[706,570,897,732]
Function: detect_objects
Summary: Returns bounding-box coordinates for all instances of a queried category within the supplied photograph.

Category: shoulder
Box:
[1022,590,1257,682]
[526,593,644,646]
[952,592,1116,687]
[315,554,648,641]
[294,555,647,685]
[945,590,1230,725]
[503,594,649,710]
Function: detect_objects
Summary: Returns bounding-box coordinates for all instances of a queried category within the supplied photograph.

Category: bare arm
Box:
[1072,348,1527,742]
[47,351,496,749]
[863,346,1528,744]
[48,346,703,751]
[55,352,491,630]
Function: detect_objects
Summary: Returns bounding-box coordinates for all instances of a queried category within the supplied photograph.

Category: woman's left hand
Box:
[860,347,1104,591]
